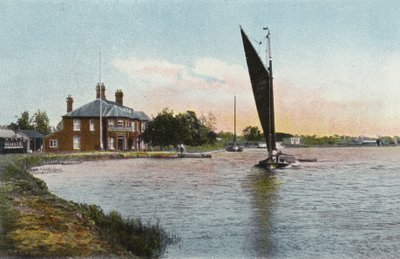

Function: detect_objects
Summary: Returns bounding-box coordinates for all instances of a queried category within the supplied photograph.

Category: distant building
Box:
[0,128,25,154]
[361,139,378,146]
[283,137,302,146]
[44,84,150,152]
[18,130,44,152]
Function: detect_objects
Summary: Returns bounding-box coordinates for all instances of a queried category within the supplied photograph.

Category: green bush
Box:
[0,154,178,258]
[80,204,179,257]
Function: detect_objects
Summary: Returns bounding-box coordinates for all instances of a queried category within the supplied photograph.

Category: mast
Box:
[240,27,272,155]
[264,27,276,152]
[234,94,237,144]
[99,51,104,150]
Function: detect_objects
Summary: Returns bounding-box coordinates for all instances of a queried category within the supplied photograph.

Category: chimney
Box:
[96,83,100,99]
[100,83,106,100]
[115,90,123,106]
[66,95,73,112]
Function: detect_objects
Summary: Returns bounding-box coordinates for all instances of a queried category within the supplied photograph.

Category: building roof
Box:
[135,111,151,121]
[63,99,150,121]
[18,130,44,139]
[0,128,24,139]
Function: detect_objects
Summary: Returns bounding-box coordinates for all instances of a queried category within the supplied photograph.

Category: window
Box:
[108,137,115,150]
[117,120,124,127]
[141,122,146,132]
[73,136,80,150]
[73,119,80,131]
[108,119,114,127]
[89,119,95,131]
[49,139,58,148]
[131,138,136,150]
[132,121,136,131]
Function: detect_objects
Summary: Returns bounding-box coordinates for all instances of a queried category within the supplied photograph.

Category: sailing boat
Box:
[240,26,296,169]
[226,94,243,152]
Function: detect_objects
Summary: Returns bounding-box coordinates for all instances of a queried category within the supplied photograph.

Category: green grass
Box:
[80,204,179,258]
[183,141,226,153]
[0,154,178,257]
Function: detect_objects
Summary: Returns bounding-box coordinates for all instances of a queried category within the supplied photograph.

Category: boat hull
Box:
[256,159,290,170]
[226,144,243,152]
[256,153,299,170]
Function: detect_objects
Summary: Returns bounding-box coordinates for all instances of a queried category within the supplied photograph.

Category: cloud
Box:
[113,57,184,86]
[113,55,400,137]
[113,56,257,132]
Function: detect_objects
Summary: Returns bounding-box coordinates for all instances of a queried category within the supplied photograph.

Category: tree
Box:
[142,108,179,150]
[32,110,51,135]
[176,111,208,146]
[217,131,234,144]
[199,112,217,132]
[199,112,217,144]
[54,120,63,131]
[242,126,263,141]
[8,110,51,135]
[206,131,217,144]
[275,132,294,142]
[143,109,215,149]
[8,111,34,131]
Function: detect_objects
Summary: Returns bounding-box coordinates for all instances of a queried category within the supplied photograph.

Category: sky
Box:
[1,0,400,137]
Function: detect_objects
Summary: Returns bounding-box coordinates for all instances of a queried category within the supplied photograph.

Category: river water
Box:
[34,147,400,258]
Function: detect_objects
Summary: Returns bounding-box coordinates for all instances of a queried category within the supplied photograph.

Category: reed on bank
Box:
[0,153,178,258]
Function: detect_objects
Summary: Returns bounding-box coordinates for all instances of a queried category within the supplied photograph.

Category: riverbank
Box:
[0,153,178,258]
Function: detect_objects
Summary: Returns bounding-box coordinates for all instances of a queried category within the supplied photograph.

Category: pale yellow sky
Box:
[2,1,399,138]
[114,55,400,137]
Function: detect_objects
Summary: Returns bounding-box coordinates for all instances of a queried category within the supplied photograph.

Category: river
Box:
[34,147,400,258]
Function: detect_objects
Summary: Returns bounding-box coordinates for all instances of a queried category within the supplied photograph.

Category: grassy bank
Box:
[0,153,178,258]
[148,141,226,153]
[184,142,226,153]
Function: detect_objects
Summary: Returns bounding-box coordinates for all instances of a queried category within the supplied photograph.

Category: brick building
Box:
[44,83,150,152]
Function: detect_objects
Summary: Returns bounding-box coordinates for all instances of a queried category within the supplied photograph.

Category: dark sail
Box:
[240,27,273,155]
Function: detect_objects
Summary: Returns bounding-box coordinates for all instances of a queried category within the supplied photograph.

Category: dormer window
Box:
[73,119,80,131]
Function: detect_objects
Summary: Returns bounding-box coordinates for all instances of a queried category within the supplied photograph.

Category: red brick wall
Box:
[45,117,144,153]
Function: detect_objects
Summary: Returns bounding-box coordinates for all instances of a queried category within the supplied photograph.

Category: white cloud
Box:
[113,57,185,86]
[113,56,257,132]
[113,54,400,136]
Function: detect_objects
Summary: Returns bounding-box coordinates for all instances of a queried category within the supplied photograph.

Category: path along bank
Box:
[0,152,179,258]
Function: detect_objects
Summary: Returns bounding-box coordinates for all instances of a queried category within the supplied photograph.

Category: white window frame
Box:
[49,139,58,148]
[132,121,136,131]
[89,119,95,131]
[141,122,145,132]
[108,137,115,150]
[108,119,114,127]
[73,136,80,150]
[117,119,124,127]
[73,119,81,131]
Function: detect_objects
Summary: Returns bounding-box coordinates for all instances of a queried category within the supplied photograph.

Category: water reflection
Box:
[34,148,400,258]
[243,167,280,257]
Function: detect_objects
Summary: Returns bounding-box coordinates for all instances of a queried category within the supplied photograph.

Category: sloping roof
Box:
[135,111,151,121]
[0,129,24,139]
[63,99,149,121]
[18,130,44,139]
